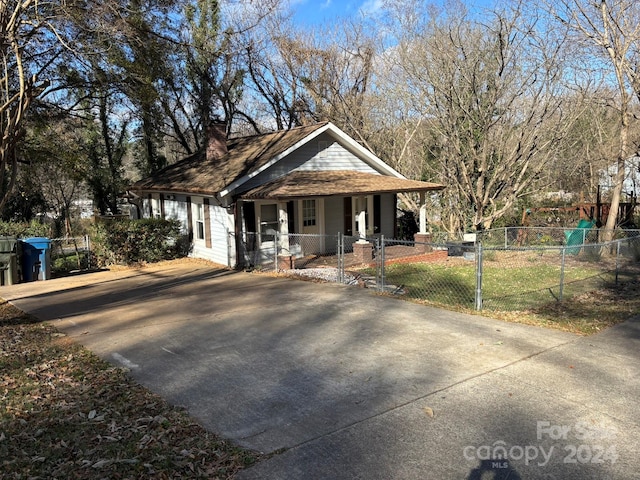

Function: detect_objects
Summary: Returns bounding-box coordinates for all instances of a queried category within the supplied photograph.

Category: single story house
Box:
[129,121,443,268]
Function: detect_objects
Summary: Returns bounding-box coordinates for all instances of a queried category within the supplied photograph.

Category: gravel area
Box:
[280,267,406,294]
[281,267,361,285]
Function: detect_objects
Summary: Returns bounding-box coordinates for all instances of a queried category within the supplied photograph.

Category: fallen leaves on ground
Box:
[487,281,640,335]
[0,300,261,479]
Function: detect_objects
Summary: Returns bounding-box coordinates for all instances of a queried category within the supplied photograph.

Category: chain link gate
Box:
[337,232,344,284]
[375,236,385,292]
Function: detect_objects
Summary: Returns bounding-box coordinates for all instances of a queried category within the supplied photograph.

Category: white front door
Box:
[302,199,319,235]
[299,198,324,254]
[259,203,278,248]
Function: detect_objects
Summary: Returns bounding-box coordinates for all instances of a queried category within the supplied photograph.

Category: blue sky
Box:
[291,0,385,25]
[291,0,495,25]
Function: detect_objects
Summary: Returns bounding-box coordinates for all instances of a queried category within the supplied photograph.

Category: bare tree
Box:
[294,24,375,137]
[542,95,621,202]
[0,0,58,211]
[244,16,377,137]
[551,0,640,237]
[243,12,315,130]
[391,2,577,231]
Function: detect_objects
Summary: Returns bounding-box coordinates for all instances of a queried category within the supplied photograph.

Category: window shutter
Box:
[374,195,381,234]
[204,198,212,248]
[344,197,353,236]
[186,196,193,241]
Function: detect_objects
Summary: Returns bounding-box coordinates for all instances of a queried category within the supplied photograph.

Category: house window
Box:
[151,196,162,219]
[260,204,278,237]
[303,199,316,227]
[195,202,205,240]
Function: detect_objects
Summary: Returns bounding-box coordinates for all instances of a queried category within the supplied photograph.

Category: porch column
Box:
[414,192,432,253]
[356,196,368,243]
[419,192,427,234]
[354,196,373,263]
[277,201,294,269]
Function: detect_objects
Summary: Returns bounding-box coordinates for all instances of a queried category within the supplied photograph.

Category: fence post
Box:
[559,246,566,302]
[504,227,508,249]
[337,232,344,284]
[615,239,621,284]
[274,231,279,272]
[475,243,483,311]
[379,235,385,293]
[85,235,91,270]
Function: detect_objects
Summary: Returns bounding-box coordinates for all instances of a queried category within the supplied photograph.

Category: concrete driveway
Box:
[2,261,639,479]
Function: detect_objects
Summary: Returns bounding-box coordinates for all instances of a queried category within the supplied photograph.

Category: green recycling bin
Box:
[0,236,19,285]
[21,237,52,281]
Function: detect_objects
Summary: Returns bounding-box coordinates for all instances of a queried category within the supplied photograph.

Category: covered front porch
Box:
[235,170,443,268]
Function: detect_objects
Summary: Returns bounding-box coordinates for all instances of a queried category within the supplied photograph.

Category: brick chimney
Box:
[206,122,228,161]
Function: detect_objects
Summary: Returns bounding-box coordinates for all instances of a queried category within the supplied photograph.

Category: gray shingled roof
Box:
[131,122,445,198]
[131,123,329,196]
[241,170,444,199]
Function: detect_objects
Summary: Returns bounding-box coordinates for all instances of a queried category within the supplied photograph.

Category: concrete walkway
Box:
[2,262,639,479]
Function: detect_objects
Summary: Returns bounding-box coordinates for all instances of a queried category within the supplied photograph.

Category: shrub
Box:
[91,218,190,267]
[0,220,50,238]
[396,209,418,241]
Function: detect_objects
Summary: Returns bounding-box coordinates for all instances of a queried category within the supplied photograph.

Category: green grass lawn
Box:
[377,260,606,311]
[363,258,640,335]
[381,263,476,307]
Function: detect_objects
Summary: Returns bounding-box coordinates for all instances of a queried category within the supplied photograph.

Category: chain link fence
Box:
[373,237,476,307]
[477,238,639,311]
[474,227,640,311]
[477,226,637,248]
[247,229,640,314]
[381,230,639,313]
[50,236,92,275]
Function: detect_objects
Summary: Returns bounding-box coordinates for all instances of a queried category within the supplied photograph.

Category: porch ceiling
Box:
[239,170,444,200]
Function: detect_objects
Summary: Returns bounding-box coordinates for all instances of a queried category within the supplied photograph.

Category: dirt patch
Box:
[106,257,231,271]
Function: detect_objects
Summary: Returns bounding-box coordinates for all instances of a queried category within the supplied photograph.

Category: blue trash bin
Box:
[21,237,52,281]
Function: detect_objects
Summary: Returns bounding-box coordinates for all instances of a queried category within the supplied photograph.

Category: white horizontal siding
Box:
[211,204,234,266]
[141,193,236,267]
[190,202,235,267]
[295,142,378,172]
[238,132,378,194]
[163,196,189,232]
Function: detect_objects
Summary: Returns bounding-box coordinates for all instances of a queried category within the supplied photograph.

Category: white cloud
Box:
[321,0,332,9]
[286,0,308,7]
[358,0,384,17]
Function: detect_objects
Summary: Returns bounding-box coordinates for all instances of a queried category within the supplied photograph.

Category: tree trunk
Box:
[603,96,630,241]
[603,157,626,241]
